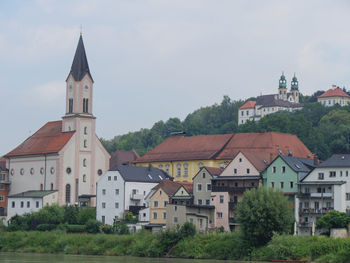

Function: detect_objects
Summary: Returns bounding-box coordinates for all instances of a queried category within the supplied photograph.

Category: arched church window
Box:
[84,127,88,135]
[51,183,54,190]
[84,140,87,148]
[30,168,34,175]
[83,159,87,167]
[20,168,24,175]
[66,184,71,203]
[83,174,86,182]
[50,167,55,174]
[40,167,44,175]
[83,98,89,113]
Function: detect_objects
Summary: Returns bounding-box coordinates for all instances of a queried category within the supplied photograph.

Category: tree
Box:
[316,210,350,231]
[236,187,294,247]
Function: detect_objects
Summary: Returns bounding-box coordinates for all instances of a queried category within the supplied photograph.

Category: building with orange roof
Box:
[4,35,110,208]
[238,73,303,125]
[135,131,313,182]
[317,87,350,107]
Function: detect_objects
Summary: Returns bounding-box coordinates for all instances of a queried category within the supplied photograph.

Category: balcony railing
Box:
[212,186,256,193]
[298,192,332,198]
[130,193,143,200]
[229,201,238,209]
[299,207,333,214]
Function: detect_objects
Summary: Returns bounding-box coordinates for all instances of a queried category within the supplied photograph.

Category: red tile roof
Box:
[110,149,139,168]
[216,132,313,160]
[5,121,75,157]
[134,134,234,163]
[204,166,223,176]
[152,180,193,196]
[239,100,256,109]
[318,88,350,98]
[238,150,273,172]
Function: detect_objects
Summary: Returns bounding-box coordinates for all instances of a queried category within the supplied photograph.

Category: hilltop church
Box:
[5,35,110,206]
[238,73,303,125]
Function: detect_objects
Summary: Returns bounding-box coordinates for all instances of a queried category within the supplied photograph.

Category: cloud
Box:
[29,81,66,105]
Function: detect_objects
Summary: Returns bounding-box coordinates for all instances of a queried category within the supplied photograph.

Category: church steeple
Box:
[291,74,299,90]
[278,72,287,100]
[68,35,93,82]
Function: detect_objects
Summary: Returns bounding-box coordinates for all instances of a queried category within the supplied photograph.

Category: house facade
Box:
[4,35,110,206]
[96,165,171,225]
[6,190,58,220]
[317,87,350,107]
[297,154,350,236]
[238,74,303,125]
[0,159,9,218]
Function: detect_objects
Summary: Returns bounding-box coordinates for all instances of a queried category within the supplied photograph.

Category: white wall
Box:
[124,181,158,209]
[221,152,260,177]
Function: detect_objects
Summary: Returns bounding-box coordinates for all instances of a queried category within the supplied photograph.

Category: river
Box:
[0,252,268,263]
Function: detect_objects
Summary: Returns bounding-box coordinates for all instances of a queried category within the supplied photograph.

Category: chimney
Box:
[313,155,319,166]
[148,163,152,171]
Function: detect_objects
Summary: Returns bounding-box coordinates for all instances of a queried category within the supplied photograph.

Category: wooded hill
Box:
[101,92,350,161]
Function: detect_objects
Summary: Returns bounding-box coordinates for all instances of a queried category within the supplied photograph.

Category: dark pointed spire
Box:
[68,35,93,82]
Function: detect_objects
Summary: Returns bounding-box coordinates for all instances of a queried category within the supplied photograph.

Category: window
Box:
[153,212,157,219]
[51,183,54,190]
[329,171,336,177]
[83,98,89,113]
[251,182,255,187]
[36,201,39,208]
[183,163,188,177]
[199,218,203,228]
[0,196,3,201]
[346,193,350,201]
[84,140,87,148]
[102,216,105,224]
[290,182,294,188]
[115,189,119,195]
[280,182,284,189]
[164,201,168,207]
[83,159,87,167]
[50,167,55,174]
[220,195,224,203]
[234,182,238,187]
[176,164,181,177]
[102,189,106,195]
[108,176,111,181]
[246,168,250,174]
[114,176,117,181]
[68,98,73,113]
[174,217,178,223]
[198,199,202,205]
[318,173,324,180]
[12,201,15,208]
[21,201,24,208]
[154,201,158,207]
[202,172,206,178]
[206,199,210,205]
[234,168,237,174]
[326,202,332,208]
[65,184,71,203]
[27,201,30,208]
[84,127,88,135]
[189,218,194,223]
[305,187,310,193]
[207,184,212,191]
[282,166,286,173]
[165,164,170,173]
[163,212,167,219]
[83,174,86,182]
[30,168,34,175]
[241,111,244,116]
[115,202,119,208]
[217,212,223,218]
[197,184,202,191]
[102,202,106,208]
[314,201,319,210]
[347,171,349,177]
[271,182,274,188]
[304,202,309,208]
[272,166,276,173]
[340,171,343,177]
[239,158,242,162]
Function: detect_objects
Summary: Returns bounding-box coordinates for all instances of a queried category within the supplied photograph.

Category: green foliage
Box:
[114,221,130,235]
[124,212,138,223]
[36,224,57,231]
[236,186,294,247]
[66,224,86,233]
[77,207,96,225]
[85,219,101,234]
[64,205,79,224]
[101,224,113,234]
[316,210,350,230]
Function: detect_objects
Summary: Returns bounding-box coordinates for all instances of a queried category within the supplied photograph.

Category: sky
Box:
[1,0,350,156]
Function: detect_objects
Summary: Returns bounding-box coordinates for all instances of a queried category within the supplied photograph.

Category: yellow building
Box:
[134,132,314,182]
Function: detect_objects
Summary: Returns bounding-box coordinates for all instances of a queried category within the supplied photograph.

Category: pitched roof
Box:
[256,94,302,108]
[204,166,223,176]
[109,149,139,168]
[68,35,93,82]
[280,155,315,173]
[151,180,191,196]
[318,154,350,168]
[240,100,256,109]
[318,88,350,99]
[216,132,313,160]
[8,190,57,198]
[5,121,75,157]
[110,165,172,183]
[134,134,233,163]
[239,150,273,172]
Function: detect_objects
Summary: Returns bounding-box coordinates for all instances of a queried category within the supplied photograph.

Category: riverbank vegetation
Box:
[0,230,349,263]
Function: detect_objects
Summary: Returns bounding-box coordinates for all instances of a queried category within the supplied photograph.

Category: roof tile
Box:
[318,88,350,98]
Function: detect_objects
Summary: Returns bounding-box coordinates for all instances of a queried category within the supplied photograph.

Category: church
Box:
[4,35,110,206]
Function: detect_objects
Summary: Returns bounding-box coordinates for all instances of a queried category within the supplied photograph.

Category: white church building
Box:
[5,35,110,206]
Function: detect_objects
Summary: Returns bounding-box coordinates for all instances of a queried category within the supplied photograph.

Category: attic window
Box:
[278,149,283,154]
[295,164,301,169]
[158,175,163,180]
[148,174,152,180]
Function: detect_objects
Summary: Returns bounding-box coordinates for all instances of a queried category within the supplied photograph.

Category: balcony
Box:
[299,207,334,215]
[229,201,238,209]
[298,192,332,199]
[212,186,256,193]
[0,179,10,185]
[130,193,143,200]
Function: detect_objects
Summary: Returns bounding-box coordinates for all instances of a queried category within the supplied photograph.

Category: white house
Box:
[7,190,58,221]
[4,35,110,206]
[96,165,172,225]
[317,87,350,107]
[297,154,350,236]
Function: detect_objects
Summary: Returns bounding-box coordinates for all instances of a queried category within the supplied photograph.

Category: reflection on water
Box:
[0,253,267,263]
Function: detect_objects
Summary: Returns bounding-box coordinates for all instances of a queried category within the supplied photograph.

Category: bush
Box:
[101,225,113,234]
[85,219,101,234]
[64,206,79,224]
[77,207,96,225]
[66,224,86,233]
[36,224,57,231]
[114,221,130,235]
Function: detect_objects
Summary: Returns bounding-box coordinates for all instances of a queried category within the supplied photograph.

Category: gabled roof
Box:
[279,155,315,173]
[109,149,139,168]
[151,180,191,197]
[256,94,302,108]
[8,190,57,198]
[239,100,256,109]
[110,165,172,183]
[67,35,93,82]
[204,166,223,176]
[318,154,350,168]
[216,132,313,160]
[5,121,75,158]
[134,134,233,163]
[238,150,273,172]
[318,88,350,99]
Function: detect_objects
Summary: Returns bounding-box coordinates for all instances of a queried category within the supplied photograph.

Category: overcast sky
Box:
[1,0,350,156]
